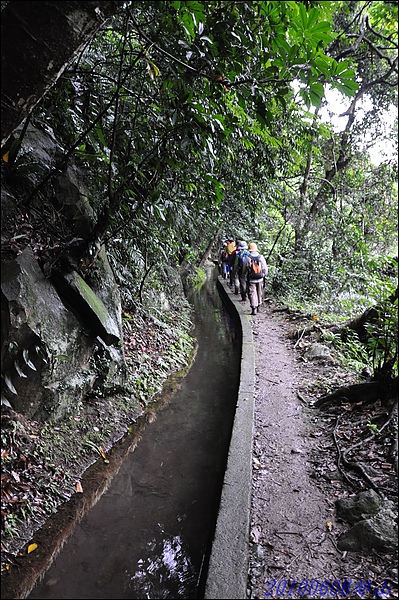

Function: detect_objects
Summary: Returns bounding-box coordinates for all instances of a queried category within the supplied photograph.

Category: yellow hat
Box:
[248,242,258,252]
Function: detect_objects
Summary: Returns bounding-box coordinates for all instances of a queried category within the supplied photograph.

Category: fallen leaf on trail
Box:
[11,470,20,482]
[250,526,262,543]
[75,481,83,493]
[326,521,334,531]
[99,447,109,463]
[27,543,38,554]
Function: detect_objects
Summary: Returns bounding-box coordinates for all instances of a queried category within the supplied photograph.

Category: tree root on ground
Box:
[314,378,397,409]
[332,409,398,497]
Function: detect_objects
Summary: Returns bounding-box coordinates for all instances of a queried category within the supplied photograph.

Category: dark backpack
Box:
[238,250,251,276]
[248,254,263,280]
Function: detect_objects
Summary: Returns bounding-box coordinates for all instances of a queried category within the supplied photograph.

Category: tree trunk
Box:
[328,287,398,342]
[198,226,222,269]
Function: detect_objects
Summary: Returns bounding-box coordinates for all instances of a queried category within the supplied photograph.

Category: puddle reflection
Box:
[129,523,197,599]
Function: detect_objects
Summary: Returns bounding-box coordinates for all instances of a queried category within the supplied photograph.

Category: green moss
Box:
[190,268,206,290]
[73,273,110,324]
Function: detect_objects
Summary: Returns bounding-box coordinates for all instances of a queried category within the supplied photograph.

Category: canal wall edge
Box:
[204,276,255,600]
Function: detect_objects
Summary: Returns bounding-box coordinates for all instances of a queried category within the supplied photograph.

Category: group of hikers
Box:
[218,238,268,316]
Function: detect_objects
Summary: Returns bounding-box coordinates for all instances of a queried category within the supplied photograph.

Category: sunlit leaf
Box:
[11,469,20,482]
[55,354,69,361]
[35,345,48,364]
[27,543,38,554]
[98,447,110,464]
[1,395,12,407]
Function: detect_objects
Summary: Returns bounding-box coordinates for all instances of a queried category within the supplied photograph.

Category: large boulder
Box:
[335,489,382,524]
[336,490,398,553]
[1,120,129,421]
[337,504,398,553]
[1,246,126,420]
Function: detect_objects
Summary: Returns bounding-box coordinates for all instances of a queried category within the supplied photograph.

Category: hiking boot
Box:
[251,307,256,315]
[256,306,259,313]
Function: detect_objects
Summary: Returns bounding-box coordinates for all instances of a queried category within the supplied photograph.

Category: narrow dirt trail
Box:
[247,304,395,600]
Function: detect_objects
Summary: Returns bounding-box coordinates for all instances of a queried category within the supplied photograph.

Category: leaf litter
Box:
[248,302,397,600]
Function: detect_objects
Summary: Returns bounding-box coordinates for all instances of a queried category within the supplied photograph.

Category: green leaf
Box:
[55,354,69,361]
[334,60,353,75]
[303,8,317,29]
[153,205,166,221]
[310,82,324,99]
[337,68,356,80]
[332,80,358,96]
[298,3,308,29]
[310,21,332,36]
[309,88,324,108]
[94,125,106,148]
[6,139,22,164]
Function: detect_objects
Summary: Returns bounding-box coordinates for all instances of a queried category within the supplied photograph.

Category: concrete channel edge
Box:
[204,276,255,600]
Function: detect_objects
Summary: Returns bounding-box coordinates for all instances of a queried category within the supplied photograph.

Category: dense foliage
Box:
[6,0,398,366]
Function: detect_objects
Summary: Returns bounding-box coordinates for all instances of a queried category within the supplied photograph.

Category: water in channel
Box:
[28,265,241,599]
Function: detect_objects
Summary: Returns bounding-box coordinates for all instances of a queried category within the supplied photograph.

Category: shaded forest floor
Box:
[247,299,398,600]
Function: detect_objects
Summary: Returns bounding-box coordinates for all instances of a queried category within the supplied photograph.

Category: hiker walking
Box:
[220,241,230,279]
[217,243,226,276]
[247,242,268,315]
[233,240,250,301]
[226,239,236,287]
[230,239,241,294]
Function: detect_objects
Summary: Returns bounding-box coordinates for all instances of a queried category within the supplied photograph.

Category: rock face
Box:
[1,124,127,421]
[1,245,126,421]
[336,490,398,553]
[1,0,124,146]
[336,489,382,523]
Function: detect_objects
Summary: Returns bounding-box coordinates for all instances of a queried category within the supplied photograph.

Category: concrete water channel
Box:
[27,264,255,600]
